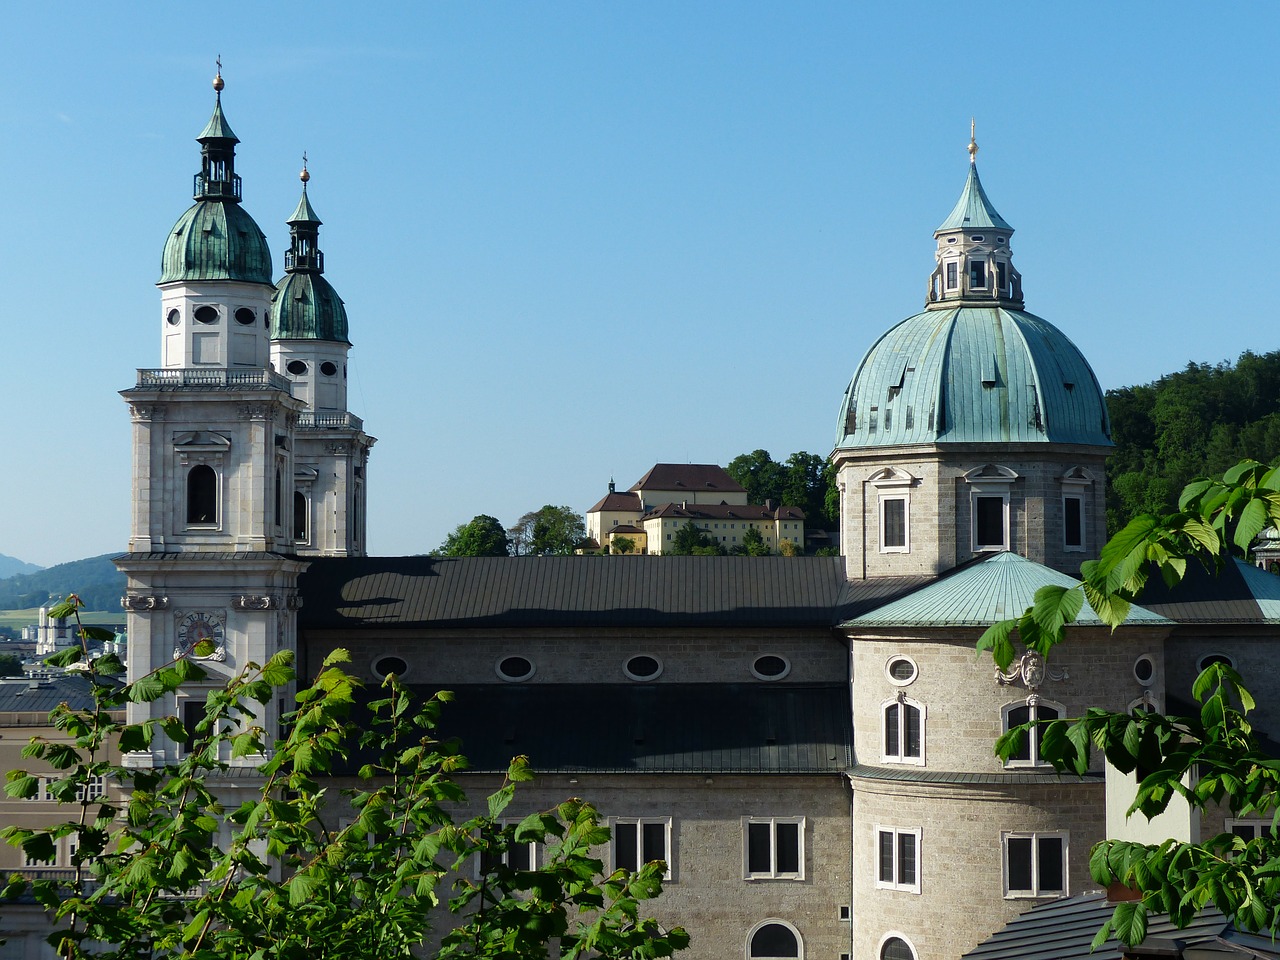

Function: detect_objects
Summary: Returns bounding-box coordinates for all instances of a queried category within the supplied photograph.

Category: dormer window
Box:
[997,262,1007,290]
[969,261,987,288]
[970,235,984,242]
[947,237,957,244]
[946,262,958,289]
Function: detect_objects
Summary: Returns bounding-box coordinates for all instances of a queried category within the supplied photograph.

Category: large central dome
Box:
[836,305,1110,447]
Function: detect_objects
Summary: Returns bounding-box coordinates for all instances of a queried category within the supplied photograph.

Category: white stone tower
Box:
[116,68,306,766]
[268,161,375,557]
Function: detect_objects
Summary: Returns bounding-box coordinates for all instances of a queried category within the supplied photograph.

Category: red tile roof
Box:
[586,490,642,513]
[630,463,746,494]
[647,502,805,521]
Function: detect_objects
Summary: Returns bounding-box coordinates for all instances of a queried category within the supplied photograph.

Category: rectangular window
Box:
[946,261,958,289]
[883,699,923,763]
[876,826,921,893]
[1228,819,1272,841]
[744,817,804,880]
[613,818,672,879]
[997,261,1007,291]
[973,495,1007,550]
[969,260,987,288]
[1063,495,1084,551]
[880,496,908,552]
[1004,832,1067,897]
[478,820,539,875]
[75,775,105,802]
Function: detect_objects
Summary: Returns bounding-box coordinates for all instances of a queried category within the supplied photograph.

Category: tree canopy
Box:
[437,515,511,557]
[978,459,1280,947]
[508,506,587,556]
[3,598,689,960]
[725,450,836,530]
[668,521,725,556]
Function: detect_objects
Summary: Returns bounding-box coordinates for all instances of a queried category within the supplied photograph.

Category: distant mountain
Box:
[0,554,44,580]
[0,554,123,612]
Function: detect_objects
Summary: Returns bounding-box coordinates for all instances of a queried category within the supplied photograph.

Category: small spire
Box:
[968,118,978,164]
[213,55,224,96]
[300,151,310,184]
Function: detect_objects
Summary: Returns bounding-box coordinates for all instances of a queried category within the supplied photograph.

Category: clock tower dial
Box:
[175,610,227,660]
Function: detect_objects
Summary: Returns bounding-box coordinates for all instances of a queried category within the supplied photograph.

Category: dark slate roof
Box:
[0,674,117,713]
[1135,558,1280,624]
[850,764,1102,786]
[630,464,746,495]
[586,490,642,513]
[962,891,1238,960]
[648,502,806,521]
[413,682,851,774]
[297,555,928,630]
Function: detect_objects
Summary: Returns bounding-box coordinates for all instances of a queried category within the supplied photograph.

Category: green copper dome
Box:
[269,272,349,343]
[836,306,1111,448]
[160,200,273,284]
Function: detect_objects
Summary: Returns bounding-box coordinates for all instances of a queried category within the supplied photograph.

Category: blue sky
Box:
[2,3,1277,568]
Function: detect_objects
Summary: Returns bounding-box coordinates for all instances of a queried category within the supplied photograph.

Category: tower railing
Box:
[297,412,364,430]
[135,368,292,391]
[193,173,243,201]
[284,250,324,273]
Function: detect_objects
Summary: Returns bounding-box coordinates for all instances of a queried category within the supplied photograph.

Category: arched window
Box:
[747,920,801,959]
[880,935,917,960]
[293,491,308,541]
[1002,699,1064,767]
[186,465,217,525]
[882,694,924,764]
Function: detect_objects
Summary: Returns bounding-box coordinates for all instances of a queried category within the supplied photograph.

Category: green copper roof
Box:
[937,163,1012,233]
[287,186,322,225]
[160,200,272,284]
[843,552,1171,628]
[269,272,349,342]
[196,98,239,143]
[835,306,1112,448]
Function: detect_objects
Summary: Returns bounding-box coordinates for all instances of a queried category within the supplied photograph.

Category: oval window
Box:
[234,307,255,325]
[624,655,662,681]
[166,308,181,326]
[1133,654,1156,685]
[496,656,535,682]
[320,361,338,376]
[970,235,984,242]
[751,655,791,681]
[1198,653,1235,671]
[193,305,218,324]
[286,360,308,375]
[886,655,918,685]
[373,655,408,680]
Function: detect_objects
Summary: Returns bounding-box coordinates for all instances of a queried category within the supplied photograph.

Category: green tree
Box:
[669,521,724,556]
[739,527,770,557]
[508,506,587,556]
[611,536,636,555]
[726,450,785,506]
[3,597,689,960]
[0,653,21,676]
[438,514,511,557]
[978,459,1280,947]
[727,449,837,530]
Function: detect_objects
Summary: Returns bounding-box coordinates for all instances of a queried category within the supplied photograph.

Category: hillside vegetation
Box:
[1107,350,1280,533]
[0,554,122,611]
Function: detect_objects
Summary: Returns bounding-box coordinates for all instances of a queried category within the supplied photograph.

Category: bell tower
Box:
[116,66,306,767]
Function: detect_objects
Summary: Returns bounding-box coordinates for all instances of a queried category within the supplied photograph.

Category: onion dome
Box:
[159,69,272,284]
[268,166,350,343]
[836,133,1110,449]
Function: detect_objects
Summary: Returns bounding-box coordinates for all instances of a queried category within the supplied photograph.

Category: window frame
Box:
[185,463,220,528]
[611,816,673,880]
[477,818,540,876]
[742,816,805,881]
[1003,831,1068,898]
[1062,493,1085,552]
[879,495,909,553]
[877,933,919,960]
[1001,698,1065,768]
[1227,818,1273,841]
[881,694,925,766]
[972,492,1009,551]
[964,465,1018,553]
[874,825,922,894]
[746,918,804,959]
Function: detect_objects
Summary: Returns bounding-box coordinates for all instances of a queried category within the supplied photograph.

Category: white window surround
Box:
[964,464,1018,552]
[884,654,919,687]
[868,467,917,554]
[1060,467,1095,553]
[1227,818,1274,840]
[876,932,919,960]
[623,654,663,682]
[746,918,804,960]
[742,817,805,880]
[611,816,673,880]
[1003,831,1068,898]
[476,819,539,876]
[881,693,925,766]
[1001,698,1065,768]
[874,824,922,894]
[879,496,909,553]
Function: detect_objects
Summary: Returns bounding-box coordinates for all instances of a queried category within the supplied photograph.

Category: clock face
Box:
[177,610,226,658]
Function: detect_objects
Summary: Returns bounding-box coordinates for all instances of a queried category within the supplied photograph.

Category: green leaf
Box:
[1235,497,1269,553]
[127,672,166,703]
[45,647,83,668]
[976,619,1017,670]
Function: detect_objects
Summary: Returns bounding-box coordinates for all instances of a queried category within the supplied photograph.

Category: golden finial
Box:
[968,117,978,164]
[300,152,310,184]
[213,55,224,94]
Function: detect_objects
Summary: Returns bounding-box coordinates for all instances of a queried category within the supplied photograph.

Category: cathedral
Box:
[108,74,1280,960]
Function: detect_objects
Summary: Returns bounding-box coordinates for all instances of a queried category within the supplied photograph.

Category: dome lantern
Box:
[269,164,350,344]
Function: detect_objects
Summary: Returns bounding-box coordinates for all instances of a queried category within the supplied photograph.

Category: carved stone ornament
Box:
[238,403,273,421]
[287,594,304,610]
[174,642,227,662]
[130,404,167,423]
[233,595,278,611]
[121,595,169,611]
[995,651,1067,692]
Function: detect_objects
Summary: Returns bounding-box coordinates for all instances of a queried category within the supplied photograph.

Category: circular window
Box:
[750,655,791,681]
[193,305,218,324]
[623,655,662,681]
[286,360,308,375]
[1198,653,1236,671]
[373,655,408,680]
[1133,654,1156,686]
[166,308,180,326]
[234,307,255,325]
[496,656,535,682]
[885,655,918,686]
[320,361,338,376]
